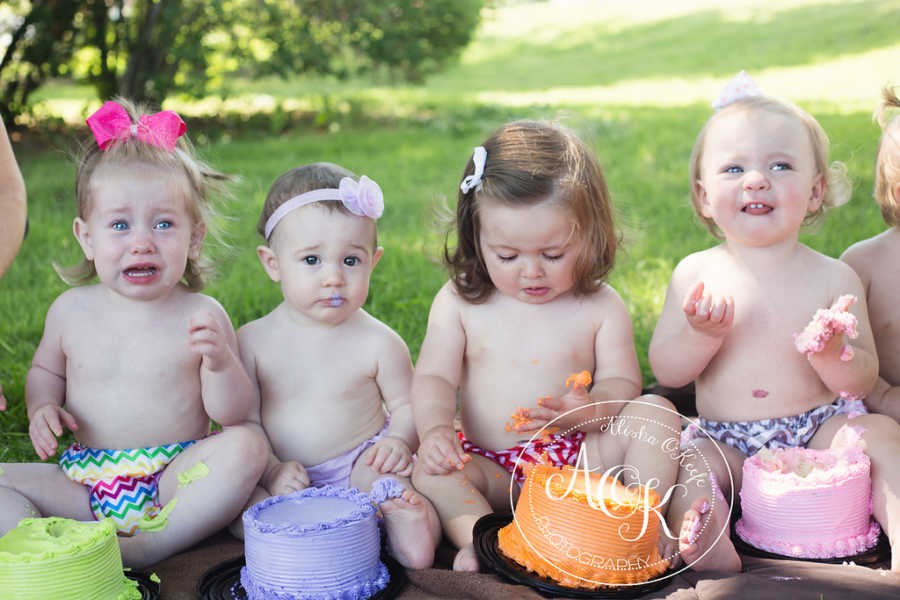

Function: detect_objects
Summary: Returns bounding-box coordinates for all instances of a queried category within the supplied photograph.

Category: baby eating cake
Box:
[497,462,668,588]
[736,446,881,558]
[241,485,392,600]
[0,517,140,600]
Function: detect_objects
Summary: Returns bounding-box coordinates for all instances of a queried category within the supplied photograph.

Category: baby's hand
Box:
[28,404,78,461]
[513,386,591,433]
[189,311,230,372]
[263,460,310,496]
[682,281,734,337]
[793,295,858,357]
[418,425,470,475]
[363,435,413,477]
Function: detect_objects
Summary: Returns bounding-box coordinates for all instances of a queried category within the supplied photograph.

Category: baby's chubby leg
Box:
[350,459,441,570]
[664,438,743,573]
[411,453,513,572]
[118,424,268,568]
[0,462,92,533]
[810,412,900,571]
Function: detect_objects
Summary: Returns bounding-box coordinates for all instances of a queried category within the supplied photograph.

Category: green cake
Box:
[0,517,141,600]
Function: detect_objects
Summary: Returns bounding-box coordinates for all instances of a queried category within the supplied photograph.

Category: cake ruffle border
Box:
[496,523,668,588]
[243,485,377,535]
[239,562,390,600]
[734,519,881,559]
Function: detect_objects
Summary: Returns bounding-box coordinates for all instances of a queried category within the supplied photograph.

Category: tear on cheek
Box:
[752,389,769,399]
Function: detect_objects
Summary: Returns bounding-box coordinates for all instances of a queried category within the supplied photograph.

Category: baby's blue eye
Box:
[303,256,320,265]
[344,256,360,266]
[772,162,792,171]
[155,220,172,230]
[725,165,742,174]
[112,221,128,231]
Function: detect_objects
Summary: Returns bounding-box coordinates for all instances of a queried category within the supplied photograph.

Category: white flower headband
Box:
[264,175,384,241]
[711,70,763,110]
[460,146,487,194]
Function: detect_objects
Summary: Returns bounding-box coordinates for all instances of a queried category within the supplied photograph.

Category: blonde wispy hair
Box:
[55,97,233,291]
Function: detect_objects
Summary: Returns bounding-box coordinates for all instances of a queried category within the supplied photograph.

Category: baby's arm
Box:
[190,301,254,426]
[799,276,878,400]
[363,327,416,477]
[863,377,900,422]
[236,326,308,496]
[649,260,734,388]
[25,296,78,460]
[412,283,470,474]
[0,115,26,279]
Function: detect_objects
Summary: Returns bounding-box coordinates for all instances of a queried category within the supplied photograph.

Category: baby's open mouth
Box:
[124,266,157,277]
[742,202,772,215]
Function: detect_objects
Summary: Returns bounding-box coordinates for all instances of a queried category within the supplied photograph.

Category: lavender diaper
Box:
[305,421,389,488]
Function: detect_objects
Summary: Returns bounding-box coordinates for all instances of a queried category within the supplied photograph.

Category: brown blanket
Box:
[147,531,898,599]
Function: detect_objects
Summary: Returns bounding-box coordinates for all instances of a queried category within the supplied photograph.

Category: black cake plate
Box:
[473,513,675,598]
[196,552,406,600]
[730,519,891,566]
[127,570,160,600]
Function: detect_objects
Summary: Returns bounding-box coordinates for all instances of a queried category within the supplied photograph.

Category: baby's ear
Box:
[256,245,281,282]
[807,173,826,213]
[188,222,206,260]
[695,180,712,217]
[73,217,94,260]
[371,246,384,270]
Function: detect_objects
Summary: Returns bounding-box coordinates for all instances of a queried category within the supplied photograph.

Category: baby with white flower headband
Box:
[237,162,441,569]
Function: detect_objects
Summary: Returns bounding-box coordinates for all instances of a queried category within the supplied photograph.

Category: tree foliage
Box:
[0,0,484,122]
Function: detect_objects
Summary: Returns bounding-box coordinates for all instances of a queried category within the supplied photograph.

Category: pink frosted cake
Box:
[241,485,388,599]
[735,446,880,558]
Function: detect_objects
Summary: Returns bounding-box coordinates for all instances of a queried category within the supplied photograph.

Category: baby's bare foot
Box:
[452,544,480,571]
[679,494,741,573]
[381,488,438,569]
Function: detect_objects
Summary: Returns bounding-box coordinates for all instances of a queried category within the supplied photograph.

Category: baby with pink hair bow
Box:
[0,98,268,569]
[237,162,441,569]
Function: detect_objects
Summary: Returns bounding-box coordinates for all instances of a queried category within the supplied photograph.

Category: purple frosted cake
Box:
[240,485,388,600]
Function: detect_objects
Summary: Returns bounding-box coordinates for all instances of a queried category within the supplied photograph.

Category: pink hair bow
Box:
[712,71,763,110]
[338,175,384,219]
[86,100,186,152]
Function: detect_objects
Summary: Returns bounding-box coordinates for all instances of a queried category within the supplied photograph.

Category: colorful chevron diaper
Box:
[59,440,196,535]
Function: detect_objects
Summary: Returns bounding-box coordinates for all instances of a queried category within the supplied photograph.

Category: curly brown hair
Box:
[445,120,619,303]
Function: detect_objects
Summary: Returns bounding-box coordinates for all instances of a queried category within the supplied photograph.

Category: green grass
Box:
[2,0,898,461]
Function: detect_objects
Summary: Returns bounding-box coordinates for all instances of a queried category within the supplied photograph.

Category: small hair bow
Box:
[338,175,384,219]
[86,100,186,152]
[711,71,763,110]
[460,146,487,194]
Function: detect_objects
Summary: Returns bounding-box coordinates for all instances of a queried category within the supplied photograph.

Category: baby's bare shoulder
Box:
[841,229,899,270]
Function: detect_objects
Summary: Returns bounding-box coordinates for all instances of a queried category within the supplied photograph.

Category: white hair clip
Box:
[460,146,487,194]
[712,70,763,110]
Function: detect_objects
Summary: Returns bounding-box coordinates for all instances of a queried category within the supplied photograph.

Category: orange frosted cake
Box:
[497,462,668,588]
